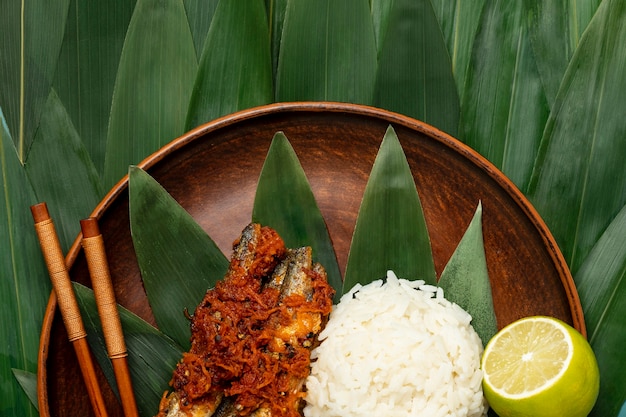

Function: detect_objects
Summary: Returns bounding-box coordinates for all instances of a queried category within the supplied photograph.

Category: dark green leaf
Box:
[0,110,49,417]
[185,0,273,130]
[575,204,626,417]
[267,0,289,82]
[74,283,184,417]
[344,126,436,293]
[129,166,229,348]
[25,89,103,252]
[276,0,377,104]
[11,369,38,411]
[431,0,486,103]
[370,0,393,53]
[0,0,69,161]
[183,0,219,59]
[373,0,460,137]
[103,0,198,190]
[459,0,549,191]
[53,0,136,176]
[252,132,342,303]
[438,202,497,346]
[527,0,626,275]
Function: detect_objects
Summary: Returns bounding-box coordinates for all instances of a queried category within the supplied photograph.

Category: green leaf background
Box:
[1,0,625,415]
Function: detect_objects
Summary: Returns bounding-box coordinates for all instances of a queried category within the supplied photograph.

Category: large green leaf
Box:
[527,0,626,275]
[0,110,50,417]
[459,0,549,191]
[185,0,273,131]
[103,0,198,190]
[344,126,436,293]
[438,202,497,346]
[74,283,184,417]
[183,0,219,59]
[0,0,69,162]
[373,0,460,137]
[53,0,136,177]
[25,89,103,253]
[575,204,626,417]
[129,166,228,348]
[276,0,377,104]
[252,132,342,303]
[431,0,486,103]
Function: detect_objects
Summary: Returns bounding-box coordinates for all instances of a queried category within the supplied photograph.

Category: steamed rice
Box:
[304,271,487,417]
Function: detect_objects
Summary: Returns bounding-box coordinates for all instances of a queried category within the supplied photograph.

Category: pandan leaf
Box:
[74,283,184,417]
[185,0,273,130]
[438,202,497,346]
[103,0,197,190]
[276,0,377,104]
[373,0,460,137]
[527,0,626,275]
[0,110,50,417]
[459,0,549,191]
[129,166,228,348]
[266,0,289,82]
[183,0,219,59]
[25,90,103,253]
[575,204,626,417]
[430,0,487,102]
[252,132,342,303]
[0,0,69,162]
[53,0,136,176]
[11,369,38,411]
[344,126,436,293]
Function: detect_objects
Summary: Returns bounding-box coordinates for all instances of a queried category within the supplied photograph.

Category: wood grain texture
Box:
[38,102,583,417]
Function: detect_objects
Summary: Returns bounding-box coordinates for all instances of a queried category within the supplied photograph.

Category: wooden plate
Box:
[38,102,584,416]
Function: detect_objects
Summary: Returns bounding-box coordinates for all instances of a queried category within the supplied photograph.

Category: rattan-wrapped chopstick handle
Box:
[80,217,139,417]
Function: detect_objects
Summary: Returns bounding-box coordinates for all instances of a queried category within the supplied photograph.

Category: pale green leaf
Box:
[438,202,497,346]
[373,0,460,137]
[459,0,549,191]
[74,283,184,417]
[276,0,377,104]
[0,0,69,162]
[12,369,38,411]
[53,0,136,176]
[527,0,626,274]
[430,0,486,103]
[129,166,228,348]
[104,0,198,190]
[25,89,103,252]
[0,110,49,417]
[575,204,626,417]
[344,126,436,293]
[252,132,342,303]
[370,0,394,53]
[185,0,273,130]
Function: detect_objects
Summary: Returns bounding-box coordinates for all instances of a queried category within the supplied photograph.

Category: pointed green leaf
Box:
[185,0,273,130]
[11,369,38,411]
[104,0,198,190]
[527,0,626,274]
[53,0,136,176]
[252,132,342,303]
[276,0,377,104]
[370,0,394,52]
[129,166,228,348]
[0,0,69,162]
[183,0,219,59]
[25,90,103,252]
[438,202,497,346]
[0,110,50,417]
[344,126,436,293]
[430,0,486,103]
[459,0,549,191]
[74,283,184,417]
[373,0,460,137]
[267,0,289,82]
[575,204,626,417]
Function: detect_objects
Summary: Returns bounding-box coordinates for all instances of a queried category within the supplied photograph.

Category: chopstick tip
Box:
[30,202,50,223]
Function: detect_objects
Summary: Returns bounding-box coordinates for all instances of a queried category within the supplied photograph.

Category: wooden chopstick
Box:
[80,217,139,417]
[30,203,109,417]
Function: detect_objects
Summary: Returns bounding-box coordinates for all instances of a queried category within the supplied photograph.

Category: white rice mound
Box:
[304,271,487,417]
